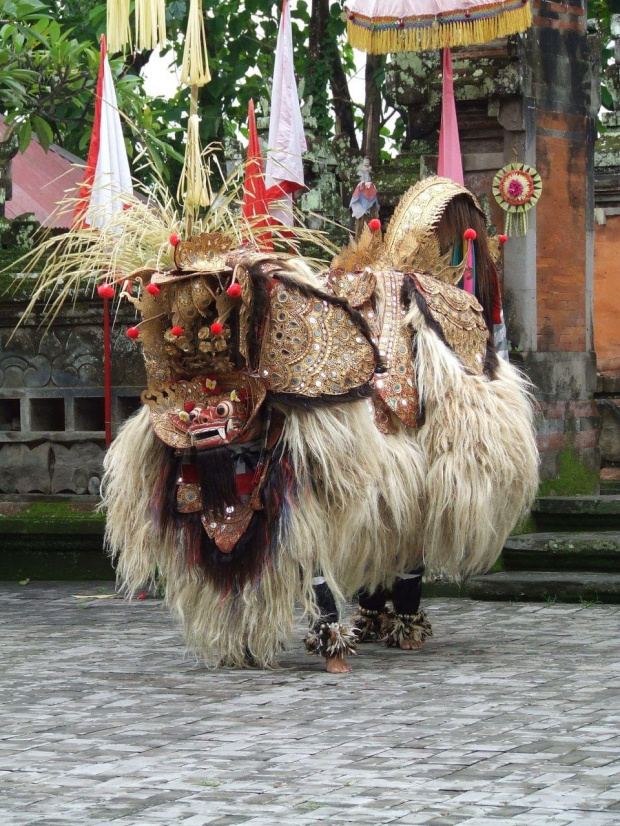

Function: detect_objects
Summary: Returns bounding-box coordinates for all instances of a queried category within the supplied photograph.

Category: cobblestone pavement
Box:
[1,583,620,826]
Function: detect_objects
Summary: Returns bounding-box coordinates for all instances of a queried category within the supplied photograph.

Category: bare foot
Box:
[399,638,424,650]
[325,655,352,673]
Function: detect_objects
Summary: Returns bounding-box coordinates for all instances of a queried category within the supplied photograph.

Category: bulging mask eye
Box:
[189,408,200,420]
[215,400,234,418]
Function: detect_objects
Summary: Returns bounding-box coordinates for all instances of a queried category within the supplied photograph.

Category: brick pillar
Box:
[504,0,601,493]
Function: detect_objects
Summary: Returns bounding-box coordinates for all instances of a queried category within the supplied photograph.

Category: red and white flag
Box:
[243,99,274,252]
[74,35,132,230]
[264,0,307,227]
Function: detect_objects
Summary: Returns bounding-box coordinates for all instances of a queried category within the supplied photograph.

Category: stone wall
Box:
[0,288,145,494]
[594,214,620,376]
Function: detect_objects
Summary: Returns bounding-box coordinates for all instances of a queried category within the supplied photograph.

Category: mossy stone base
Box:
[503,531,620,572]
[0,501,114,580]
[468,571,620,604]
[538,448,600,497]
[532,495,620,531]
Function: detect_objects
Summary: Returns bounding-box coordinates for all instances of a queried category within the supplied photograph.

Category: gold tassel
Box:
[135,0,167,52]
[347,4,532,54]
[181,0,211,87]
[177,112,211,212]
[107,0,132,53]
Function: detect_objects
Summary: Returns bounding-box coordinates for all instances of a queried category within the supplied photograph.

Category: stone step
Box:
[0,501,112,581]
[468,571,620,603]
[600,467,620,495]
[532,495,620,531]
[503,531,620,572]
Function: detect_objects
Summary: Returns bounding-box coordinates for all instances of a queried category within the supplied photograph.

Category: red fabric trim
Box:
[492,269,503,325]
[73,35,107,228]
[264,179,305,200]
[181,464,200,484]
[235,471,255,497]
[242,99,274,252]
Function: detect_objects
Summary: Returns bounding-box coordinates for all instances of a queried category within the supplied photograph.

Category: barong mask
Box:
[143,373,267,451]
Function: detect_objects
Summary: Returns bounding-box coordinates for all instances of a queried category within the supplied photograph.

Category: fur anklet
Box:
[350,607,385,643]
[382,610,433,647]
[305,622,357,658]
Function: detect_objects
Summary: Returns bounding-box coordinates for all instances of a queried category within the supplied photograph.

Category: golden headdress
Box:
[333,176,485,284]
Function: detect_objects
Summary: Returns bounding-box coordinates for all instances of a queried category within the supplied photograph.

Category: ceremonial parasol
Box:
[343,0,533,185]
[344,0,531,53]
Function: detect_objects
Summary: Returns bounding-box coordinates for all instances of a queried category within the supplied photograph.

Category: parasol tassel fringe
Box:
[107,0,132,53]
[346,4,532,54]
[135,0,167,51]
[181,0,212,87]
[177,113,210,210]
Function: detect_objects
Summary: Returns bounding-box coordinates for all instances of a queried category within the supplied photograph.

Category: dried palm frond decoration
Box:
[178,114,211,213]
[180,0,211,87]
[107,0,132,53]
[8,149,338,330]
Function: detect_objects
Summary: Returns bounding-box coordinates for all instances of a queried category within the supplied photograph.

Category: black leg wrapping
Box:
[351,587,389,642]
[383,567,432,648]
[305,581,357,658]
[312,581,339,626]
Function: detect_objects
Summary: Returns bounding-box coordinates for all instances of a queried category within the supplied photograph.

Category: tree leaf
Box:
[32,115,54,150]
[18,118,32,153]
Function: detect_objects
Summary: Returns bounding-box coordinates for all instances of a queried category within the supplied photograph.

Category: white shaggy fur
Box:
[102,267,538,668]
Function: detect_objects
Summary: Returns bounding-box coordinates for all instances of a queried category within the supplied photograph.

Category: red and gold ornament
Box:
[493,163,542,237]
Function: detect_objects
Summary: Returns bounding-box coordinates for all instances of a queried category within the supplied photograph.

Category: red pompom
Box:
[97,283,115,299]
[398,18,405,28]
[464,9,471,17]
[348,12,354,20]
[499,234,509,244]
[171,325,184,337]
[126,327,140,339]
[227,283,242,298]
[463,228,477,241]
[210,322,224,336]
[368,218,382,231]
[146,283,160,296]
[169,233,180,247]
[184,401,196,413]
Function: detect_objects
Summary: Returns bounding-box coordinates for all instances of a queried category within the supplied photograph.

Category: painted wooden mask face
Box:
[143,374,266,451]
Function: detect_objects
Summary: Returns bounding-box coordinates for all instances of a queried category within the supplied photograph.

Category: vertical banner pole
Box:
[103,295,112,446]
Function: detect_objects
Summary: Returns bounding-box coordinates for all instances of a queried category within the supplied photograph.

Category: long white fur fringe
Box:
[405,301,539,579]
[102,301,538,668]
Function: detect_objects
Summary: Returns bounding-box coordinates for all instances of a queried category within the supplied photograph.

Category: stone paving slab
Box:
[1,582,620,825]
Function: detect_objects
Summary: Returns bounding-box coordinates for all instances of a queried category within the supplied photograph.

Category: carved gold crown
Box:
[332,176,486,283]
[174,232,234,273]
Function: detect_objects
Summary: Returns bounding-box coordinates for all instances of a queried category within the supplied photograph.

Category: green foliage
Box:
[0,0,181,181]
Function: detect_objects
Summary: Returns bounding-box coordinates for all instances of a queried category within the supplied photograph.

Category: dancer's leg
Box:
[384,566,433,650]
[306,577,355,673]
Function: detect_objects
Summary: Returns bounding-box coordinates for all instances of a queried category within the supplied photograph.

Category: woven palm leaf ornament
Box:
[106,0,212,217]
[493,162,542,237]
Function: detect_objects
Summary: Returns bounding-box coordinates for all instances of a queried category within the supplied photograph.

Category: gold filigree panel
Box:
[413,273,488,376]
[177,483,202,513]
[373,271,419,428]
[258,284,376,396]
[326,268,376,308]
[201,505,255,553]
[174,232,233,272]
